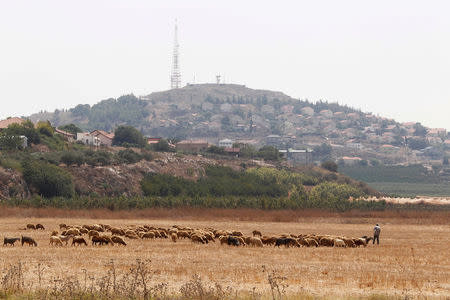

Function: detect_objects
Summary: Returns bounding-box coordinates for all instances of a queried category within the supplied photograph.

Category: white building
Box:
[76,132,100,146]
[218,138,234,148]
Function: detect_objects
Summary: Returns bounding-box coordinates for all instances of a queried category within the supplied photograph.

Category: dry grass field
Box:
[0,209,449,299]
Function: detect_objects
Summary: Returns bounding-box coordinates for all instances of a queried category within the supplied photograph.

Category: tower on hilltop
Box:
[170,19,181,89]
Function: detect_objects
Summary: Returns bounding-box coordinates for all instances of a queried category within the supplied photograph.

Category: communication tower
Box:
[170,19,181,89]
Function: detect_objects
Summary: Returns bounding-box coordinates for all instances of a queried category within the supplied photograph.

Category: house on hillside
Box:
[0,117,25,131]
[90,130,114,146]
[279,148,313,165]
[147,137,162,145]
[77,132,100,146]
[176,140,209,152]
[340,156,363,165]
[218,138,234,148]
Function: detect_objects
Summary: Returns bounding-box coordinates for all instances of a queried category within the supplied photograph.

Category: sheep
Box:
[79,228,89,234]
[35,224,45,230]
[59,223,68,230]
[191,234,207,244]
[26,224,36,230]
[111,236,127,246]
[72,236,88,246]
[305,238,319,247]
[333,239,346,247]
[171,233,177,243]
[261,236,277,246]
[231,231,243,237]
[141,232,155,239]
[319,237,334,247]
[3,237,20,246]
[88,230,100,239]
[343,238,356,248]
[51,230,59,236]
[252,230,262,237]
[203,232,215,242]
[298,237,310,247]
[236,237,246,246]
[21,236,37,247]
[177,231,190,239]
[248,237,263,247]
[59,234,74,246]
[353,238,367,248]
[110,227,125,236]
[50,236,63,246]
[219,235,229,245]
[125,233,140,239]
[66,228,81,236]
[275,238,300,248]
[227,236,240,246]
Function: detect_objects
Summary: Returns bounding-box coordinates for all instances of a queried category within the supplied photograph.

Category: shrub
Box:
[61,151,85,166]
[117,149,142,164]
[152,139,174,152]
[36,121,54,137]
[22,160,74,198]
[4,120,40,144]
[321,160,338,172]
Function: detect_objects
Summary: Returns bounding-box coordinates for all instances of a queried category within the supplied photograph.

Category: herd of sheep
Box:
[3,222,372,249]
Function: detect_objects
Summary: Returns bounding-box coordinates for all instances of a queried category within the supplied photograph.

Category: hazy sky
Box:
[1,1,449,129]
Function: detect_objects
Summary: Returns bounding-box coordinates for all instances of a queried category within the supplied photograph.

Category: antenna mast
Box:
[170,19,181,89]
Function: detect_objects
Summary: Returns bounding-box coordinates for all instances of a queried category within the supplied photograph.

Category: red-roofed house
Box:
[0,117,25,131]
[55,128,75,142]
[90,130,114,146]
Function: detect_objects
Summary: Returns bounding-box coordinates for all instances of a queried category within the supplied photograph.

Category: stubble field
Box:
[0,209,449,299]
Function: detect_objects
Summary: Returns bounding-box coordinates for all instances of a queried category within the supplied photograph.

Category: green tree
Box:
[112,125,146,147]
[5,120,40,144]
[59,124,82,135]
[256,146,280,161]
[0,133,23,150]
[413,123,428,137]
[36,121,54,137]
[22,160,74,198]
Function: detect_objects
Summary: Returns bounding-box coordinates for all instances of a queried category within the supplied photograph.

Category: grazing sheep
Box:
[171,233,177,243]
[125,233,140,239]
[177,231,190,239]
[298,237,310,247]
[361,236,373,244]
[111,236,127,246]
[244,236,252,245]
[236,237,246,246]
[3,237,20,246]
[59,235,74,246]
[110,227,124,236]
[353,238,367,248]
[141,232,155,239]
[227,236,240,246]
[261,236,277,246]
[92,235,110,246]
[21,236,37,247]
[343,238,356,248]
[88,230,100,239]
[72,236,88,246]
[319,237,334,247]
[66,228,81,236]
[51,230,59,236]
[59,223,67,230]
[334,239,346,247]
[191,234,206,244]
[79,228,89,234]
[50,236,63,246]
[26,224,36,230]
[305,238,319,247]
[231,231,243,237]
[203,232,215,242]
[252,230,262,237]
[275,238,300,248]
[35,224,45,230]
[248,237,263,247]
[219,235,228,245]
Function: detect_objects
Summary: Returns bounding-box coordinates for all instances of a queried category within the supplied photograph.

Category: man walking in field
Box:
[373,224,381,245]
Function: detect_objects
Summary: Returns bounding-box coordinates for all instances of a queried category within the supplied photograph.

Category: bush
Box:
[58,124,82,135]
[36,121,54,137]
[22,160,74,198]
[61,151,85,166]
[4,120,40,144]
[152,139,173,152]
[117,149,142,164]
[256,146,280,161]
[321,160,338,172]
[84,150,112,166]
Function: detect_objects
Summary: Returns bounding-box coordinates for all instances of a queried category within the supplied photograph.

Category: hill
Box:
[27,84,449,167]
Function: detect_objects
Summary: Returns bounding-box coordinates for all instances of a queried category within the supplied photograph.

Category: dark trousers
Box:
[373,235,379,244]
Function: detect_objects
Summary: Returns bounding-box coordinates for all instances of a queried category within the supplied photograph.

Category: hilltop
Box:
[28,84,449,167]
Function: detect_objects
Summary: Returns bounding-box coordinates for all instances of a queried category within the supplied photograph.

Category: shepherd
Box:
[373,224,381,245]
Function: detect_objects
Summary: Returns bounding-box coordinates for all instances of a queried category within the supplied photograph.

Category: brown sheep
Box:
[252,230,262,237]
[177,231,190,239]
[353,238,367,247]
[125,233,140,239]
[319,237,334,247]
[261,236,277,245]
[72,236,88,246]
[232,231,243,237]
[66,228,81,236]
[21,236,37,247]
[236,237,246,246]
[141,232,155,239]
[88,230,100,239]
[110,227,124,236]
[343,238,356,248]
[171,233,177,243]
[218,235,228,245]
[3,237,20,246]
[59,223,67,229]
[111,236,127,246]
[191,234,207,244]
[26,224,35,230]
[49,236,63,246]
[79,228,89,234]
[51,230,59,236]
[305,238,319,247]
[248,237,263,247]
[36,224,45,230]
